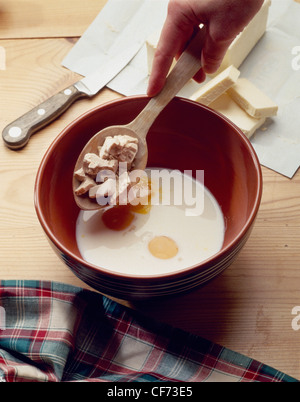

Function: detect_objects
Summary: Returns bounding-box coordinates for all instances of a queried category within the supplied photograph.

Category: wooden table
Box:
[1,0,300,381]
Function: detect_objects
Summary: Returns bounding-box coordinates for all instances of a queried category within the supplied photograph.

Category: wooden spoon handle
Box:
[129,26,206,138]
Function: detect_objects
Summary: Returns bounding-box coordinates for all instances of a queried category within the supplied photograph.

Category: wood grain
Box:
[0,0,107,39]
[0,0,300,381]
[0,37,120,287]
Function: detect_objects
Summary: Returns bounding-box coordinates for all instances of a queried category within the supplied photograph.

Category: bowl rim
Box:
[34,95,263,282]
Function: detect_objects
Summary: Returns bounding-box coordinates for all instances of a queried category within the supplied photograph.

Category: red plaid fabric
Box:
[0,280,297,382]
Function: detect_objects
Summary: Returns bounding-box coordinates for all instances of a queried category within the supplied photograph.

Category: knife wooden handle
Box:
[2,84,88,149]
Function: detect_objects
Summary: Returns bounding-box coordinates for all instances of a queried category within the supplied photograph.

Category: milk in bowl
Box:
[76,168,225,276]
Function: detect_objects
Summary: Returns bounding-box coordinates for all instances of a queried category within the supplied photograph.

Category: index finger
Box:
[147,14,194,96]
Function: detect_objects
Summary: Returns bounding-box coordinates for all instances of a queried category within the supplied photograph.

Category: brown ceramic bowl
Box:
[35,95,262,300]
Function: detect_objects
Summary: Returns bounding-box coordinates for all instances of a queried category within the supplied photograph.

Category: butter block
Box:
[146,31,160,75]
[190,65,240,106]
[212,0,271,76]
[209,93,265,138]
[146,30,176,74]
[227,78,278,118]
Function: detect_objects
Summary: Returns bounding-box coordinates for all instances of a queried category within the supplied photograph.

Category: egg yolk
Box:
[101,202,151,231]
[102,205,135,231]
[148,236,178,259]
[129,202,151,215]
[102,179,152,230]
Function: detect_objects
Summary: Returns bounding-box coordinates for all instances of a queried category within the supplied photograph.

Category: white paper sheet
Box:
[239,0,300,178]
[62,0,300,178]
[62,0,169,77]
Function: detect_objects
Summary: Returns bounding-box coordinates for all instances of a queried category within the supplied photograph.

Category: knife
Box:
[2,42,142,150]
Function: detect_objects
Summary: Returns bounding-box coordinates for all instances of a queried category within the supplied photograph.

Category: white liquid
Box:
[76,169,225,276]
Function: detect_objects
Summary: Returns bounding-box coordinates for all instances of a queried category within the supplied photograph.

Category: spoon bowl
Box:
[73,27,206,210]
[72,125,148,210]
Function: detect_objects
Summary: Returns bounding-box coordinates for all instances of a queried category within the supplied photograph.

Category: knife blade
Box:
[2,42,142,150]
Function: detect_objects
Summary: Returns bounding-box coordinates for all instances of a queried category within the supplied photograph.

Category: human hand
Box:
[147,0,264,96]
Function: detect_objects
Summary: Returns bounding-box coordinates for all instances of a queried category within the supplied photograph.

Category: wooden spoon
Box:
[73,27,206,210]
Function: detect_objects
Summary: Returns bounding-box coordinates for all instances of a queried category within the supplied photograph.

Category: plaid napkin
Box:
[0,280,297,383]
